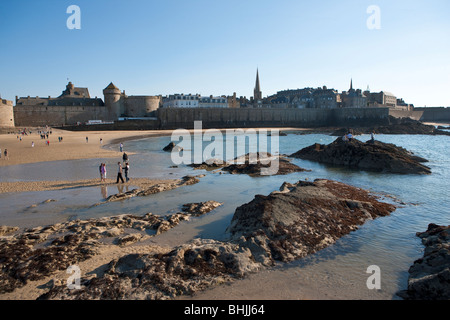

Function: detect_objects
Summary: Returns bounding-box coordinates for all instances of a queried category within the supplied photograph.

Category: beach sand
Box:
[0,178,176,194]
[0,128,175,167]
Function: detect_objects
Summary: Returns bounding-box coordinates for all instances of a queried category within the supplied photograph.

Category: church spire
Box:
[350,78,353,90]
[254,68,262,106]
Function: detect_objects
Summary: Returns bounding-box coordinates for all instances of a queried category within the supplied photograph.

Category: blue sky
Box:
[0,0,449,107]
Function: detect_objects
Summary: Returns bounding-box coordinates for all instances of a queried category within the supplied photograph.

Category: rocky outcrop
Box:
[182,201,224,216]
[38,239,261,300]
[93,175,201,206]
[2,179,397,300]
[163,142,183,152]
[397,224,450,300]
[290,138,431,175]
[0,201,223,295]
[190,153,308,176]
[331,117,450,136]
[227,179,396,264]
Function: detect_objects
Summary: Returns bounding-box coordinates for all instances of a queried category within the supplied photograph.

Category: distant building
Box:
[367,91,397,107]
[199,95,228,108]
[253,69,262,107]
[14,82,106,126]
[13,81,161,126]
[264,86,340,109]
[103,82,162,119]
[162,94,200,108]
[340,79,368,108]
[0,97,15,128]
[162,93,227,108]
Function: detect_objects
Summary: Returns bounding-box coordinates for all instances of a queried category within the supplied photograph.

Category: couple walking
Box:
[116,161,130,184]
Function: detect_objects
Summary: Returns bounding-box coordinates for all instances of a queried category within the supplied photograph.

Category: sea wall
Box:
[157,107,390,129]
[14,106,109,127]
[390,107,450,123]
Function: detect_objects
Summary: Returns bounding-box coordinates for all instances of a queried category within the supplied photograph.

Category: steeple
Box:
[253,68,262,105]
[350,78,353,91]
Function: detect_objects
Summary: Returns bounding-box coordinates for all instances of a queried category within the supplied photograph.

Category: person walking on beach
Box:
[119,142,123,153]
[100,163,107,182]
[124,162,130,182]
[122,152,128,162]
[86,136,89,143]
[4,149,8,160]
[116,162,124,184]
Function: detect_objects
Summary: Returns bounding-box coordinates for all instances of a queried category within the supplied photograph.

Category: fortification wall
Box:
[389,107,450,122]
[0,100,15,127]
[157,107,389,129]
[14,105,109,127]
[125,96,161,117]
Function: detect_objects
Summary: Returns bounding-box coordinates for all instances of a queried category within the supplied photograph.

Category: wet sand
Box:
[0,178,176,194]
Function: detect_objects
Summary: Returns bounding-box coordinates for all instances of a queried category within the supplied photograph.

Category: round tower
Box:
[103,82,122,120]
[0,98,15,128]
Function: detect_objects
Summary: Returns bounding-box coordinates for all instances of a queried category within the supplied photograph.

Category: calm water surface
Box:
[0,131,448,299]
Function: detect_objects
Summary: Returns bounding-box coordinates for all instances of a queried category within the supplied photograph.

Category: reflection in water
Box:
[101,185,107,199]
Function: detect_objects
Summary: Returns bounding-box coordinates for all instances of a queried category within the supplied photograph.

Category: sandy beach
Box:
[0,128,176,167]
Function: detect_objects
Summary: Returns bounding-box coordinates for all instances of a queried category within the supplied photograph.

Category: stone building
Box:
[264,86,340,109]
[14,82,107,127]
[13,81,162,126]
[340,79,368,108]
[162,93,228,108]
[0,97,15,128]
[367,91,397,107]
[103,82,161,119]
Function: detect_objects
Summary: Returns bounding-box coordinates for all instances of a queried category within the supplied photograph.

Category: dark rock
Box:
[290,137,431,175]
[163,142,183,152]
[397,224,450,300]
[227,179,397,263]
[38,239,260,300]
[190,153,308,176]
[182,201,223,216]
[331,117,450,136]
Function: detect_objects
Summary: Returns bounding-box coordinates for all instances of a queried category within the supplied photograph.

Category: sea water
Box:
[0,131,448,299]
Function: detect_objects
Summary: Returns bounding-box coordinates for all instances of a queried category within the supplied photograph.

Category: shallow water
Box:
[0,130,448,299]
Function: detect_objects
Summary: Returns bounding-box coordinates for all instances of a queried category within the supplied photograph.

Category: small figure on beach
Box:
[122,152,128,162]
[124,162,130,182]
[119,142,123,153]
[86,136,89,143]
[116,162,124,184]
[99,163,107,182]
[4,149,8,160]
[100,138,103,145]
[32,141,34,148]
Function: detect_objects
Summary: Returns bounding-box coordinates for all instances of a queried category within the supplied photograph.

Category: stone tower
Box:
[0,97,15,128]
[253,68,262,107]
[103,82,123,120]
